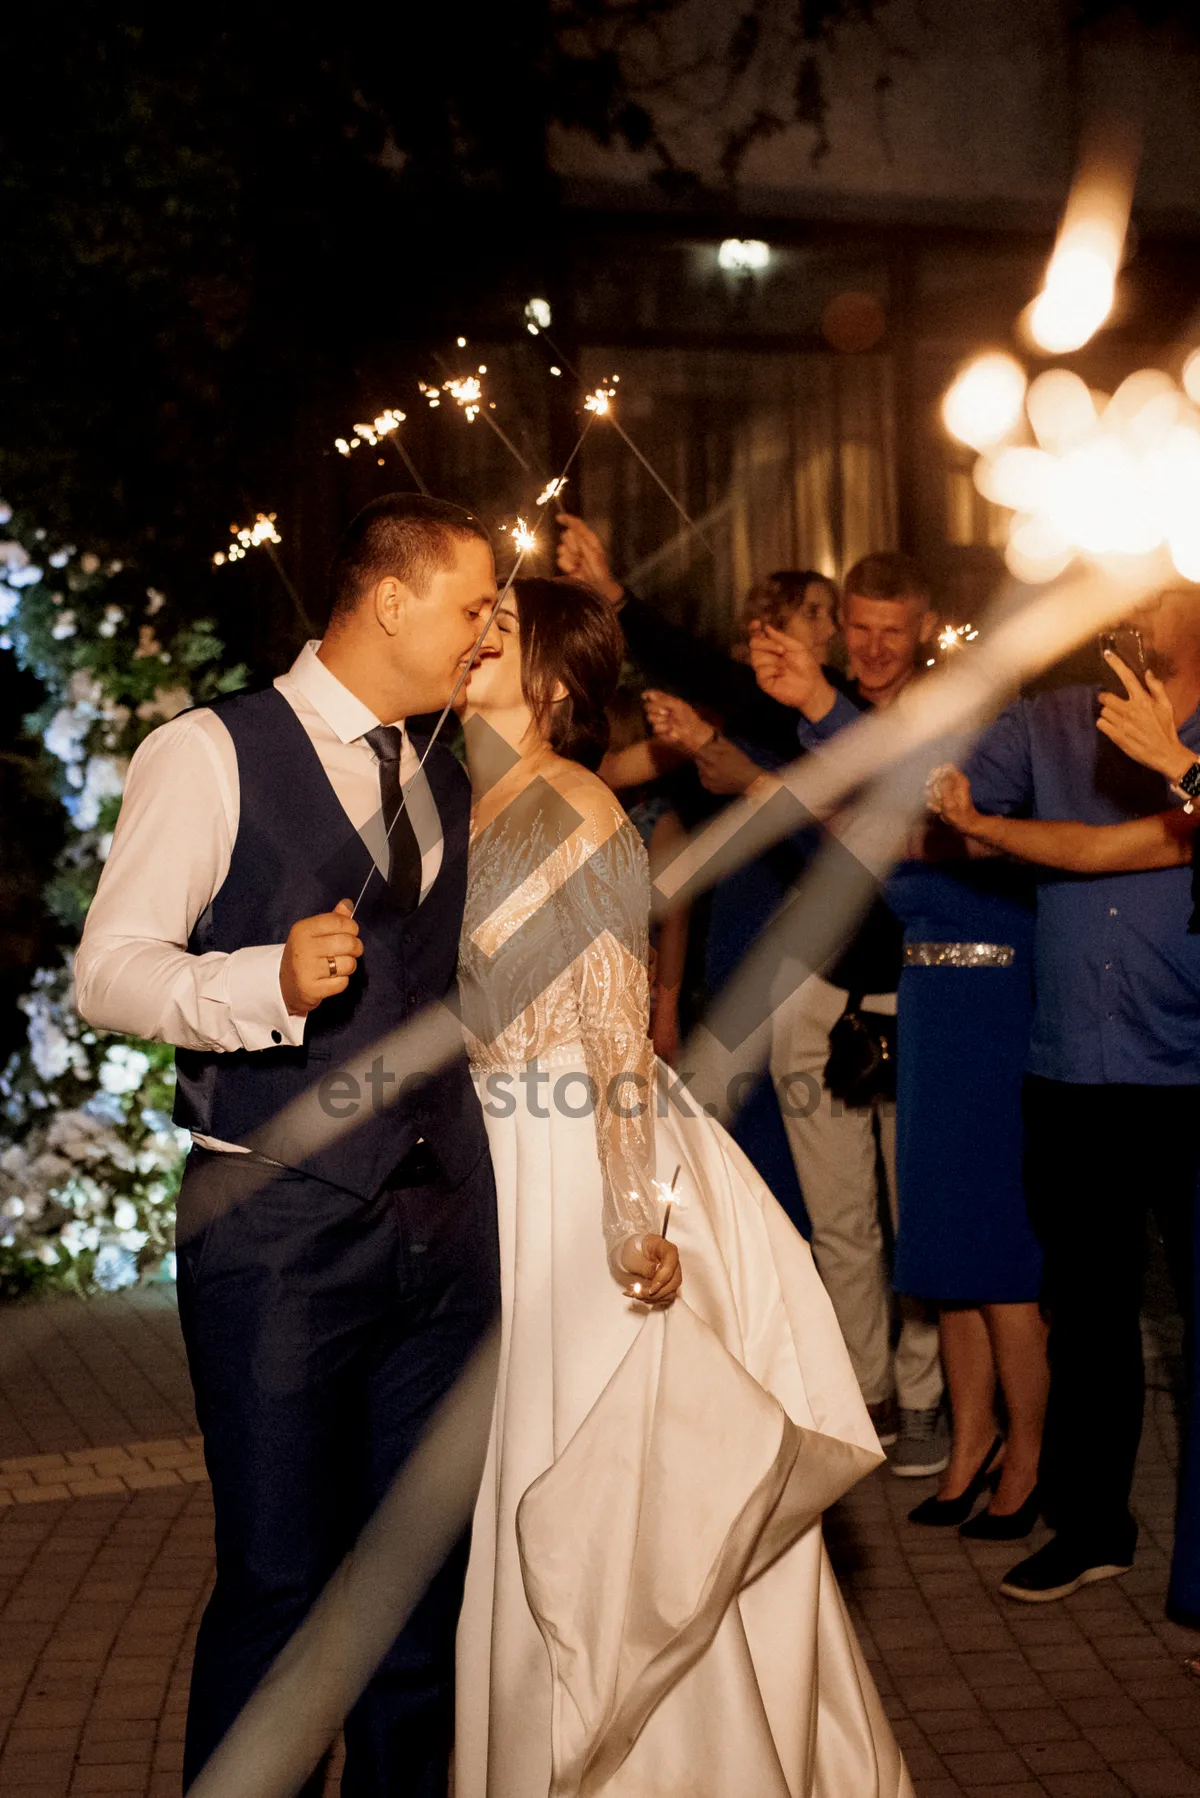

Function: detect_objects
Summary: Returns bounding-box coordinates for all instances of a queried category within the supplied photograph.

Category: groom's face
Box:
[394,536,499,712]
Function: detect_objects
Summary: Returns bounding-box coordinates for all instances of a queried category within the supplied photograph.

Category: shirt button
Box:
[1109,907,1118,917]
[271,1030,282,1044]
[1104,961,1112,970]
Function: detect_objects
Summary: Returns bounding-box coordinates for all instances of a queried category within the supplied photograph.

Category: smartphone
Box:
[1099,625,1148,695]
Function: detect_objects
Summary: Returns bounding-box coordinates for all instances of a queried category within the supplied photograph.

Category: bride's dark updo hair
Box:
[514,577,624,771]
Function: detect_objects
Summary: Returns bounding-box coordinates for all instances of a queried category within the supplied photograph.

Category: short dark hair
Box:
[514,577,624,771]
[843,551,931,608]
[327,493,491,625]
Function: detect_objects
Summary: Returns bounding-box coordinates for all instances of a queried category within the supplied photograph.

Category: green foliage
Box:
[0,505,243,1298]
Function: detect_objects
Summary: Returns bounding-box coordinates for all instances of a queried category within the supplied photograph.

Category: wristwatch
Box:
[1170,759,1200,812]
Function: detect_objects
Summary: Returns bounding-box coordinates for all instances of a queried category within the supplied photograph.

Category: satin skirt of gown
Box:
[454,1046,913,1798]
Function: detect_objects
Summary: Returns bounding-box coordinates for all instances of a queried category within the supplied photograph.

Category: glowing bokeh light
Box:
[717,238,770,271]
[1026,369,1096,452]
[1028,242,1116,354]
[965,358,1200,585]
[942,354,1028,452]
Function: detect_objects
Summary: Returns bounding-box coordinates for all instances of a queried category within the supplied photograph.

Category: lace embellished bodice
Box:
[458,772,660,1264]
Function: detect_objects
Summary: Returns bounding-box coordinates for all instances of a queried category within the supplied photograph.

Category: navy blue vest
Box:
[173,687,487,1198]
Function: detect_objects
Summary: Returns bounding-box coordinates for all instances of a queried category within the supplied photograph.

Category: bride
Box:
[453,575,912,1798]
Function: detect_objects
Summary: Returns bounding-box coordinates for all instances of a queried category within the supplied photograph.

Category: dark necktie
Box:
[363,724,422,914]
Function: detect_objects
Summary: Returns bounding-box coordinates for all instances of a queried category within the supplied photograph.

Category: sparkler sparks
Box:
[212,512,314,632]
[938,623,978,652]
[333,407,428,494]
[213,513,281,566]
[335,411,407,456]
[585,381,617,416]
[927,623,979,665]
[423,370,489,423]
[535,477,568,508]
[509,518,538,555]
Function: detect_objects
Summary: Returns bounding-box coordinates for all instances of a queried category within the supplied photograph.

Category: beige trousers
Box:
[768,973,943,1411]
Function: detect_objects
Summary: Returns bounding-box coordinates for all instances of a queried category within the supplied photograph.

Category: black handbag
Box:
[823,992,896,1108]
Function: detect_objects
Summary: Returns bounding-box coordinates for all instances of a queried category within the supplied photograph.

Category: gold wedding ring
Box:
[327,955,337,978]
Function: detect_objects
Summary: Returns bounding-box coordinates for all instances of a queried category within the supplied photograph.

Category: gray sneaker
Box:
[889,1405,952,1478]
[866,1395,899,1448]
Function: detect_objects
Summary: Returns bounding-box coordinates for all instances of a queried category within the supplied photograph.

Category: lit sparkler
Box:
[509,518,538,556]
[213,513,281,566]
[440,374,485,422]
[927,623,979,667]
[422,362,534,473]
[581,374,712,552]
[213,513,313,633]
[535,477,568,508]
[938,623,978,652]
[585,382,617,416]
[333,408,428,493]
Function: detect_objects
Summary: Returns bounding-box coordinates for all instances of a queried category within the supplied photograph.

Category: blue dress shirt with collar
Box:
[966,684,1200,1086]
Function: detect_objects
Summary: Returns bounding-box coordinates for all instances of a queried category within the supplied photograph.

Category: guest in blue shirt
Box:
[963,587,1200,1606]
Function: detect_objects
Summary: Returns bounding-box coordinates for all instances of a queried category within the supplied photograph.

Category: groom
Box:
[76,494,502,1796]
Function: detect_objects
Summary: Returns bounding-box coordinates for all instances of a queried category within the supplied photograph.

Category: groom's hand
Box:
[279,898,363,1016]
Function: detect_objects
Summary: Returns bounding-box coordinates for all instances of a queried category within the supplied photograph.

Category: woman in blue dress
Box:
[887,844,1047,1536]
[934,672,1200,1640]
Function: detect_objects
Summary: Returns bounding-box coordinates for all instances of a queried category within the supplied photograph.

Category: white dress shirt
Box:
[76,644,445,1149]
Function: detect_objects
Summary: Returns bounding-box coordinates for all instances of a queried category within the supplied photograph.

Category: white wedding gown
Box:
[454,773,912,1798]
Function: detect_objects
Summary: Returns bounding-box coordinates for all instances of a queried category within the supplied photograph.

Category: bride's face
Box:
[457,597,529,722]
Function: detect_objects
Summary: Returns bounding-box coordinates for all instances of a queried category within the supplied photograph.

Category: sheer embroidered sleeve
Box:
[549,811,660,1274]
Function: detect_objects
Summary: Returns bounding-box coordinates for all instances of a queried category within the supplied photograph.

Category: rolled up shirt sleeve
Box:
[964,700,1035,817]
[75,712,306,1052]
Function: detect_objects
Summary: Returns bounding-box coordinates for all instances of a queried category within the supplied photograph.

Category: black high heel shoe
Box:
[907,1435,1004,1527]
[959,1484,1041,1541]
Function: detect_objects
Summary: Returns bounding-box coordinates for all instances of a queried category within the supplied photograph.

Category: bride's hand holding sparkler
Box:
[619,1233,682,1306]
[748,621,837,720]
[1096,654,1195,783]
[555,513,624,606]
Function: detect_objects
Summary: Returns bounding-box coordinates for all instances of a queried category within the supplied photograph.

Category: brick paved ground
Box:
[1,1288,1198,1796]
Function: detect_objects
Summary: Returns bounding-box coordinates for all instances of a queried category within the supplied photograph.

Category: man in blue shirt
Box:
[967,587,1200,1603]
[751,553,946,1476]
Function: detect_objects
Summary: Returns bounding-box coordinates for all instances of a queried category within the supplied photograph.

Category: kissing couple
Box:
[78,493,913,1797]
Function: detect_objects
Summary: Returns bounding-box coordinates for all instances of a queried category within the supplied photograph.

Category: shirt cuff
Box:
[224,945,307,1050]
[796,691,861,749]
